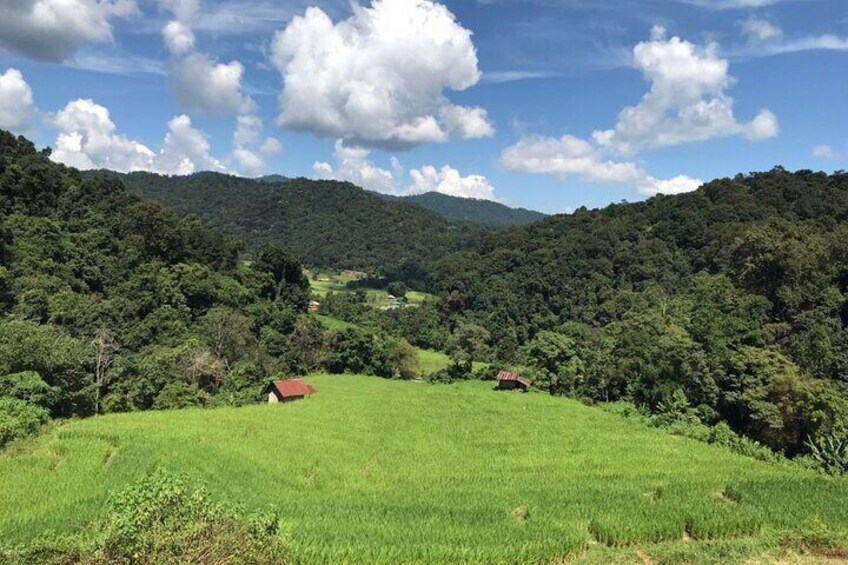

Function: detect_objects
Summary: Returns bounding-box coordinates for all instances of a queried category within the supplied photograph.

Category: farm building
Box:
[265,379,317,404]
[496,371,531,392]
[308,300,320,312]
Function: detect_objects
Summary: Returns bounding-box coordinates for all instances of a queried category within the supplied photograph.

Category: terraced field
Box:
[1,375,846,563]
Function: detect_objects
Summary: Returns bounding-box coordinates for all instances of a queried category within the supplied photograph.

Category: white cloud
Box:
[156,114,225,174]
[163,20,195,54]
[408,165,496,200]
[50,98,224,175]
[500,134,703,196]
[271,0,493,148]
[156,0,200,23]
[439,105,496,139]
[170,53,255,114]
[813,144,847,161]
[0,68,35,135]
[740,17,783,42]
[0,0,138,62]
[313,140,398,193]
[313,139,498,199]
[813,145,836,159]
[230,114,282,177]
[592,26,778,155]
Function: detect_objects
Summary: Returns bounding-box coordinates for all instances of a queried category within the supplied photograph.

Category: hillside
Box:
[380,191,546,227]
[435,168,848,455]
[3,375,846,564]
[111,171,487,273]
[0,129,331,423]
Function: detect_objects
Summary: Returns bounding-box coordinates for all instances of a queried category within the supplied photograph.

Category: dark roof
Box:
[497,371,532,387]
[268,379,317,398]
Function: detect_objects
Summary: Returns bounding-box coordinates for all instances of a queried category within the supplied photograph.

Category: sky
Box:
[0,0,846,214]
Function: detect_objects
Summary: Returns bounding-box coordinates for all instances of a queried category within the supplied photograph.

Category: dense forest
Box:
[3,127,848,464]
[111,171,486,274]
[0,131,419,446]
[379,191,546,227]
[433,168,848,456]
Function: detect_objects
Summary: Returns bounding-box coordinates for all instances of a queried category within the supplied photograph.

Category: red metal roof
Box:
[497,371,532,386]
[270,379,317,398]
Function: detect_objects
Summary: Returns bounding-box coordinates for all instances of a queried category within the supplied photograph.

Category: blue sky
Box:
[0,0,846,213]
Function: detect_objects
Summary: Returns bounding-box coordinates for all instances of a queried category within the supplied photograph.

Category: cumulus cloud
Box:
[500,28,774,197]
[500,135,702,196]
[408,165,496,200]
[163,21,195,54]
[230,114,282,177]
[271,0,494,148]
[0,0,138,62]
[0,68,35,135]
[313,139,498,199]
[170,53,254,114]
[593,26,778,155]
[50,98,224,174]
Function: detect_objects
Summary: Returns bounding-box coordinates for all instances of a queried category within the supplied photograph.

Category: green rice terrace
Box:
[2,375,846,564]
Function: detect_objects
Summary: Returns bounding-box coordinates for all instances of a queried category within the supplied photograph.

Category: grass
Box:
[308,272,435,307]
[4,375,845,564]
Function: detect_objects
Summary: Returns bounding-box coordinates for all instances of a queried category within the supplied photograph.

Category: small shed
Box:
[496,371,531,392]
[308,300,320,313]
[265,379,317,404]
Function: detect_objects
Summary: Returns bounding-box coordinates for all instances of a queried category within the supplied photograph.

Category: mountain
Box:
[435,168,848,454]
[259,174,290,183]
[111,171,486,274]
[0,129,314,421]
[380,191,546,227]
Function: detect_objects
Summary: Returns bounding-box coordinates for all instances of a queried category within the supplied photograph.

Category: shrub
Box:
[153,382,204,410]
[0,397,49,447]
[0,371,60,410]
[805,433,848,476]
[4,471,287,564]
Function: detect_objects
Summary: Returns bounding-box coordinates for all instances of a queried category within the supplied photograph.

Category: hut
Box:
[496,371,531,392]
[265,379,317,404]
[308,299,320,313]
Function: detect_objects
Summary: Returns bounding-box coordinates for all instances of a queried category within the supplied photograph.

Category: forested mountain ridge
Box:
[435,167,848,454]
[0,130,326,423]
[379,191,546,227]
[112,171,487,273]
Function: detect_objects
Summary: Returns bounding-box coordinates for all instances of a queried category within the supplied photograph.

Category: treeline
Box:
[434,168,848,456]
[0,131,416,446]
[112,171,485,278]
[378,191,546,227]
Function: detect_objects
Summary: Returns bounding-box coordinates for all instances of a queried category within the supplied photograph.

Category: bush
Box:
[4,471,287,564]
[805,433,848,476]
[0,371,60,410]
[0,397,49,447]
[153,382,204,410]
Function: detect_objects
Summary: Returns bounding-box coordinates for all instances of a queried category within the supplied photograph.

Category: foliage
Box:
[805,433,848,476]
[379,190,546,227]
[435,168,848,455]
[114,171,486,275]
[0,371,60,410]
[0,397,49,447]
[0,130,319,422]
[3,472,286,564]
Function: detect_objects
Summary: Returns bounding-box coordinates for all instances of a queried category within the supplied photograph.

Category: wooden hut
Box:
[496,371,531,392]
[265,379,317,404]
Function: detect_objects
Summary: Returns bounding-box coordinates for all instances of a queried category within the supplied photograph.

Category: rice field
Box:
[308,272,435,306]
[1,375,846,563]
